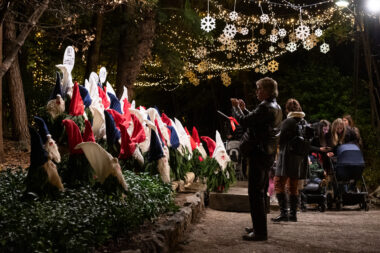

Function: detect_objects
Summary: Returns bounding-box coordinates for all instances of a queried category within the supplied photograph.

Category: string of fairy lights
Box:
[136,0,355,87]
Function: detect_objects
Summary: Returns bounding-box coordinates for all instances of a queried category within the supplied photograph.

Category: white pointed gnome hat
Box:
[212,130,231,171]
[75,142,128,191]
[119,87,128,113]
[174,118,192,156]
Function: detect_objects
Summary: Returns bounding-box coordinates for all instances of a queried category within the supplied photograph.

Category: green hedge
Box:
[0,168,176,253]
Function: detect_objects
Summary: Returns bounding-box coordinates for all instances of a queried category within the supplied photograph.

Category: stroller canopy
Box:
[336,144,365,167]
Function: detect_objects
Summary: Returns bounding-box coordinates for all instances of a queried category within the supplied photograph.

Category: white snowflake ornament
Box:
[286,42,297,52]
[259,65,268,74]
[295,25,310,40]
[269,34,278,43]
[315,28,323,37]
[223,24,237,39]
[218,34,230,45]
[229,11,238,21]
[278,28,287,38]
[240,27,249,35]
[226,40,237,51]
[320,43,330,54]
[303,40,313,51]
[260,14,269,23]
[269,45,275,52]
[201,15,216,32]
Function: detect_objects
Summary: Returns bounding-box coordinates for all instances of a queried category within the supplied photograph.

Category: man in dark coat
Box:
[231,77,282,241]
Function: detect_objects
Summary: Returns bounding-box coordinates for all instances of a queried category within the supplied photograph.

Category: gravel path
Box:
[175,207,380,253]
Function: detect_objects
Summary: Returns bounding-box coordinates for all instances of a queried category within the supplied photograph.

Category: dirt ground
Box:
[0,139,30,170]
[175,207,380,253]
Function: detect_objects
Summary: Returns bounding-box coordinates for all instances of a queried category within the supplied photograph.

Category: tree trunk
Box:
[85,12,103,80]
[4,16,30,151]
[115,2,156,99]
[0,0,49,80]
[0,24,4,162]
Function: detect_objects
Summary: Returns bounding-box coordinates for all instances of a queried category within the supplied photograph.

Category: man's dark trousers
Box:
[248,150,275,238]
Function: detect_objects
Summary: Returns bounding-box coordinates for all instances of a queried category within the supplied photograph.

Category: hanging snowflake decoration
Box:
[260,14,269,23]
[221,73,231,87]
[278,28,287,38]
[240,27,249,35]
[201,15,216,32]
[269,45,275,52]
[303,39,314,51]
[268,60,279,73]
[234,63,240,69]
[190,77,200,86]
[247,42,258,55]
[219,45,226,51]
[320,43,330,54]
[226,53,232,59]
[295,25,310,40]
[218,34,231,45]
[286,42,297,52]
[315,28,323,37]
[226,40,237,51]
[260,28,266,35]
[278,42,286,49]
[223,24,237,39]
[288,32,297,42]
[259,65,268,74]
[194,46,207,59]
[271,29,278,35]
[229,11,238,21]
[184,71,196,79]
[308,34,318,45]
[254,67,260,73]
[269,34,278,43]
[197,61,208,74]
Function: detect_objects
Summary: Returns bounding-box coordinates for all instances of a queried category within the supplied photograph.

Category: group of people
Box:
[229,77,362,241]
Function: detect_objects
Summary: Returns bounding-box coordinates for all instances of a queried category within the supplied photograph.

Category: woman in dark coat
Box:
[272,98,308,222]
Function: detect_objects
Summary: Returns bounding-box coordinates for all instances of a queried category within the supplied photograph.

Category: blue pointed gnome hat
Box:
[148,129,164,162]
[167,125,180,149]
[108,92,122,114]
[29,126,48,168]
[154,106,161,117]
[49,72,62,100]
[104,110,121,147]
[78,85,92,108]
[34,116,50,144]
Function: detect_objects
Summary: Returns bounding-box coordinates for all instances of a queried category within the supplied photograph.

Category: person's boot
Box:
[289,194,298,222]
[271,193,288,222]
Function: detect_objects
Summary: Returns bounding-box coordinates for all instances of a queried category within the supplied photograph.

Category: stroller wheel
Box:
[318,203,326,212]
[327,194,333,210]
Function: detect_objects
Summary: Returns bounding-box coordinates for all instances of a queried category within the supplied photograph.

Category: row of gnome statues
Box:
[27,68,233,196]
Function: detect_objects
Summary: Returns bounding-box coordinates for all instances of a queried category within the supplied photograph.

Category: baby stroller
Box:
[326,144,369,211]
[226,140,246,181]
[300,153,327,212]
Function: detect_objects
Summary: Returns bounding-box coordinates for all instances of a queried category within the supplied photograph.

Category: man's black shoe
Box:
[242,232,267,241]
[245,227,254,233]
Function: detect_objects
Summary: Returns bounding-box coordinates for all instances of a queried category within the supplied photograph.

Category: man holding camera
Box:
[231,77,282,241]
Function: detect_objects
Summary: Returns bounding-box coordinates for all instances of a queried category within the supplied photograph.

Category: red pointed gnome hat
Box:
[106,109,126,130]
[192,126,201,146]
[161,113,172,126]
[69,82,85,116]
[98,85,110,109]
[200,136,216,157]
[130,114,146,143]
[83,120,95,142]
[62,119,83,154]
[119,123,136,159]
[185,127,197,151]
[122,98,132,123]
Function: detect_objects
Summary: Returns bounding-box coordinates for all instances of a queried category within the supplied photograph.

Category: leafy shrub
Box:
[0,168,176,253]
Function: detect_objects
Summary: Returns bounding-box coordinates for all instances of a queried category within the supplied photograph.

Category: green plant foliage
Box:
[169,147,191,180]
[0,168,176,253]
[58,154,95,188]
[200,158,236,192]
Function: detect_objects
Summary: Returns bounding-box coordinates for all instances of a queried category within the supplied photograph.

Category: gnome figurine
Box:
[25,127,64,195]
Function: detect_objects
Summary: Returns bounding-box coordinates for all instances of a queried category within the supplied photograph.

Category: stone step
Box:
[209,181,279,212]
